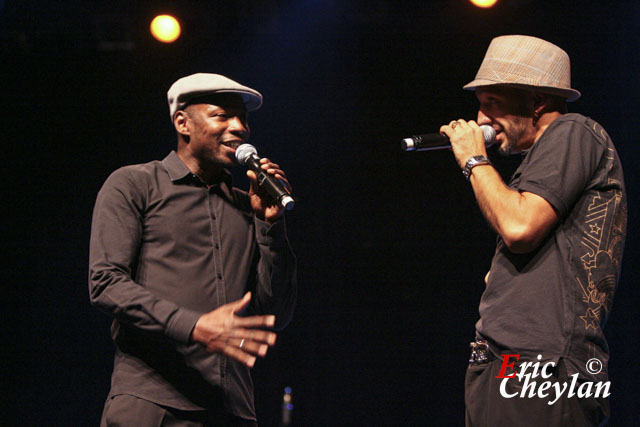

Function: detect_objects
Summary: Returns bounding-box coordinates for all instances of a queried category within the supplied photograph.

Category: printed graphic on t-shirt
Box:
[577,165,626,334]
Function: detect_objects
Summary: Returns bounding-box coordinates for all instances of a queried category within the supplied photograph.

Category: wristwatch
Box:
[462,155,492,181]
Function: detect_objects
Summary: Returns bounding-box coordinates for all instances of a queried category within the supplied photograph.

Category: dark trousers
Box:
[101,394,258,427]
[465,357,608,427]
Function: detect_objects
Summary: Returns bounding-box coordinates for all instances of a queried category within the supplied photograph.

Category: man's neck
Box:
[177,151,226,185]
[534,111,563,143]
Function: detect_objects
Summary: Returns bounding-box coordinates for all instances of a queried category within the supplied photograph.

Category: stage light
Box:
[150,15,181,43]
[470,0,498,8]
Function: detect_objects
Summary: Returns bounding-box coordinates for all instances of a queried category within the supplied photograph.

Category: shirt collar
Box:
[163,150,192,181]
[162,151,234,199]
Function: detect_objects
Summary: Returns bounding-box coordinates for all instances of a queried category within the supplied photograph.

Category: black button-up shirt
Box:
[89,151,296,419]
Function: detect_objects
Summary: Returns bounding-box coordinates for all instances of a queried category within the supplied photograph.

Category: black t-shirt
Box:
[477,113,627,381]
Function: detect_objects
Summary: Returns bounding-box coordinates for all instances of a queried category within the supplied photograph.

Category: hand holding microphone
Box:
[236,144,294,222]
[403,119,497,180]
[438,120,497,171]
[401,122,496,152]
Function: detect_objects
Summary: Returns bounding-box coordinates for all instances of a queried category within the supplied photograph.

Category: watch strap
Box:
[463,155,492,181]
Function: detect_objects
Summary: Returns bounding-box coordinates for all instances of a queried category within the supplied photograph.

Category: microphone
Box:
[401,125,496,151]
[235,144,295,211]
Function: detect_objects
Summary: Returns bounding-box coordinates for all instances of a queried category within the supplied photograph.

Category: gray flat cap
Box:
[167,73,263,120]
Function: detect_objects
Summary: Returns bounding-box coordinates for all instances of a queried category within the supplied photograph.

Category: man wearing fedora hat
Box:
[89,73,297,425]
[440,35,626,425]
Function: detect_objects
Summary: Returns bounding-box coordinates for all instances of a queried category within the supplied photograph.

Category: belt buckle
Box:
[469,339,490,365]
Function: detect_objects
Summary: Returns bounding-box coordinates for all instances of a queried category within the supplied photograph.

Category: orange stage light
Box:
[150,15,181,43]
[470,0,498,8]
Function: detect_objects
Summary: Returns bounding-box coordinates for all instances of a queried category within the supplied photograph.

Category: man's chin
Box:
[204,154,236,170]
[496,136,517,156]
[218,146,240,166]
[225,153,241,168]
[497,145,512,156]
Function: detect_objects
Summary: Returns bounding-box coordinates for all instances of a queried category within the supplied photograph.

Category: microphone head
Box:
[480,125,496,147]
[235,143,258,165]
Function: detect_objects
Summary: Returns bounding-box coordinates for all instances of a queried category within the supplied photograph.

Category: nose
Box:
[228,116,248,136]
[476,109,492,126]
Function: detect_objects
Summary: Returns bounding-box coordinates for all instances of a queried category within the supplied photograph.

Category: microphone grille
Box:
[235,143,258,165]
[481,125,496,147]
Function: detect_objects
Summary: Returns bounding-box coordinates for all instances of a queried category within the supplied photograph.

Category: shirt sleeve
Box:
[251,217,297,331]
[516,118,605,219]
[88,168,202,344]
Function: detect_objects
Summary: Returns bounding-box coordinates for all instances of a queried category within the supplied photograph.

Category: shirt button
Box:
[214,243,220,249]
[217,273,222,279]
[211,214,216,220]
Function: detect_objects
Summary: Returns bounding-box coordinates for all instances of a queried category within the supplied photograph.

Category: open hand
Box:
[191,292,277,368]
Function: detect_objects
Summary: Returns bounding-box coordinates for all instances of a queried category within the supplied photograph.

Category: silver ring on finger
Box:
[239,338,245,349]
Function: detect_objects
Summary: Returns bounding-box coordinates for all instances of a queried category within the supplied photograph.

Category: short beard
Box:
[498,139,516,156]
[498,116,529,156]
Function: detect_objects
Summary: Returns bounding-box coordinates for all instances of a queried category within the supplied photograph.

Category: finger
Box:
[234,314,277,330]
[264,168,289,184]
[248,328,277,346]
[223,345,258,368]
[266,170,291,192]
[232,292,252,315]
[263,166,284,179]
[440,124,453,136]
[467,120,480,129]
[265,167,285,176]
[229,327,277,346]
[258,160,291,193]
[233,337,270,357]
[246,170,258,184]
[246,170,260,194]
[455,119,471,129]
[228,329,278,347]
[261,161,280,170]
[274,175,292,192]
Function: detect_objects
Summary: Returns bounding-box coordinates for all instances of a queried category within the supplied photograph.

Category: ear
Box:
[532,93,547,116]
[173,110,190,137]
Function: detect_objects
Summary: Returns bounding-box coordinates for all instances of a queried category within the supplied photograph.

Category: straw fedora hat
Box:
[463,35,581,102]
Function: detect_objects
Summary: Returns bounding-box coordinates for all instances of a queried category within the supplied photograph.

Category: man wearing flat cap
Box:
[439,35,626,425]
[89,73,297,425]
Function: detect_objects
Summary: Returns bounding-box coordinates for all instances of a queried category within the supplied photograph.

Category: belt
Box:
[468,338,495,365]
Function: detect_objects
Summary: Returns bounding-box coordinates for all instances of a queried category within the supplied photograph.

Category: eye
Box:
[480,97,500,109]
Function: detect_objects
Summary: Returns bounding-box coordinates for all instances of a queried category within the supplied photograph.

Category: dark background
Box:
[3,0,638,425]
